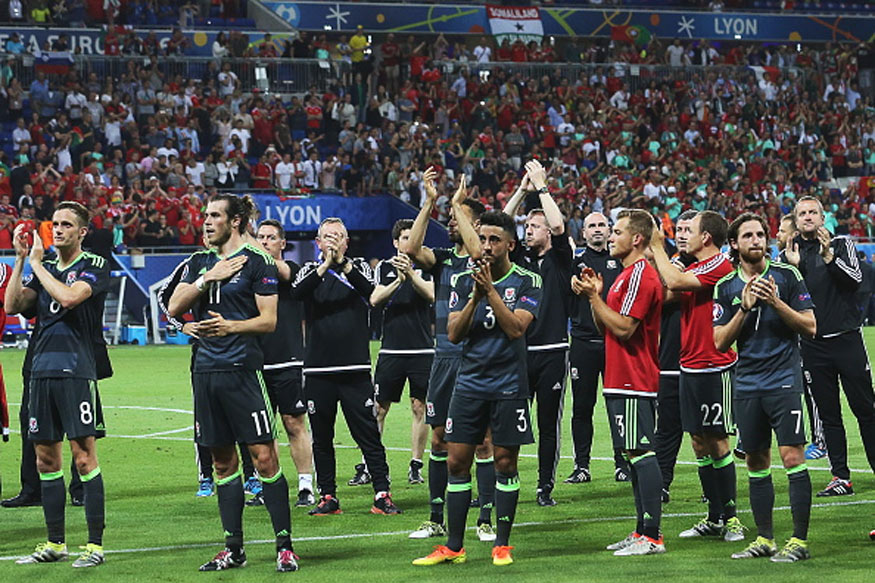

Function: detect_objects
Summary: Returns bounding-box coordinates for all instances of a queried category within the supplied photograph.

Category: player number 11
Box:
[251,410,270,436]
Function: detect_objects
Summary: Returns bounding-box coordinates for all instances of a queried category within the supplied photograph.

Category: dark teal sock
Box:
[788,465,811,540]
[261,469,292,552]
[428,451,448,525]
[631,453,662,540]
[446,474,471,552]
[697,456,722,522]
[748,469,774,540]
[494,471,520,547]
[81,467,105,546]
[40,471,65,544]
[217,471,245,553]
[713,452,737,520]
[476,457,495,525]
[628,460,644,534]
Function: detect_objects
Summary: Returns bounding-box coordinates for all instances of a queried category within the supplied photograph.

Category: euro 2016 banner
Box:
[486,4,543,45]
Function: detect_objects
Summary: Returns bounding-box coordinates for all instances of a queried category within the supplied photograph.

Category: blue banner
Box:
[254,193,403,232]
[266,1,875,43]
[0,27,227,56]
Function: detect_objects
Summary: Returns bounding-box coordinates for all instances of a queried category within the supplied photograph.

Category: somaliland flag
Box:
[611,25,652,47]
[487,4,543,44]
[33,50,74,75]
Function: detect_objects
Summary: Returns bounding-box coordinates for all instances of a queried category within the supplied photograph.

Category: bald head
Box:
[583,212,609,250]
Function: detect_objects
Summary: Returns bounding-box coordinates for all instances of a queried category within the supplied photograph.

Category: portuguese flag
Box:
[611,25,652,47]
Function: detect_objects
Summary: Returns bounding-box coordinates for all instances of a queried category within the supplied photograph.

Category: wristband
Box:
[740,305,750,313]
[195,275,207,292]
[537,186,550,195]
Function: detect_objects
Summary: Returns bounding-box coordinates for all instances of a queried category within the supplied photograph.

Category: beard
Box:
[740,248,765,263]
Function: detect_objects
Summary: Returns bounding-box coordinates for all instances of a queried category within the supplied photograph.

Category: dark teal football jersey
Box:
[180,243,278,372]
[26,251,110,379]
[449,263,542,399]
[713,260,814,395]
[430,247,475,357]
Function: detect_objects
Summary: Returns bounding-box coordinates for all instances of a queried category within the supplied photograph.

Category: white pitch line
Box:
[120,426,194,438]
[5,403,872,474]
[1,497,872,562]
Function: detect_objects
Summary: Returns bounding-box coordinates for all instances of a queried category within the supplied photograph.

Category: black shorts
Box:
[445,393,534,447]
[28,378,105,442]
[262,366,307,416]
[605,396,656,451]
[425,356,461,427]
[735,391,807,453]
[193,370,276,447]
[680,367,736,436]
[374,352,433,404]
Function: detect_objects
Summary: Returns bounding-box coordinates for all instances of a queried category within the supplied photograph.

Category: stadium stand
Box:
[0,2,873,255]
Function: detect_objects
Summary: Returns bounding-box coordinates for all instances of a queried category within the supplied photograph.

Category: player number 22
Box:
[701,403,723,427]
[251,410,270,436]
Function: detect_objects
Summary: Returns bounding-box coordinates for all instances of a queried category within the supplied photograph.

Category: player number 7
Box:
[790,409,802,435]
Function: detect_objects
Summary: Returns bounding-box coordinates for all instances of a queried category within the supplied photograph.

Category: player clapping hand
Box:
[422,166,438,203]
[749,275,779,307]
[571,267,603,298]
[12,223,33,258]
[471,258,493,301]
[389,253,412,281]
[816,226,834,262]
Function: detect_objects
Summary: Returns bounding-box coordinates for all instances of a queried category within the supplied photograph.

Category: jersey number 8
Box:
[79,401,93,425]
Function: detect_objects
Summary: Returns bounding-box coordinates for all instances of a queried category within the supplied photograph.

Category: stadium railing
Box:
[3,54,350,94]
[1,53,817,96]
[434,60,816,91]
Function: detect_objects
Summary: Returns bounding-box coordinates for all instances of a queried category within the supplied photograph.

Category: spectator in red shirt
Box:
[252,155,273,189]
[177,208,197,246]
[381,32,401,94]
[511,40,528,62]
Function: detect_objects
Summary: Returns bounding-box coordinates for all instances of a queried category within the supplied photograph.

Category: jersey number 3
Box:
[484,305,496,330]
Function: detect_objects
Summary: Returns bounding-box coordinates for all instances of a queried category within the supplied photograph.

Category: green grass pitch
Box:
[1,335,875,582]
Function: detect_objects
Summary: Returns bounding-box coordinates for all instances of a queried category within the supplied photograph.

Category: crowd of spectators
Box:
[0,26,873,250]
[1,0,236,27]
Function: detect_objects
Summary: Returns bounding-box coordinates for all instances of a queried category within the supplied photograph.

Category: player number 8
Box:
[79,401,93,425]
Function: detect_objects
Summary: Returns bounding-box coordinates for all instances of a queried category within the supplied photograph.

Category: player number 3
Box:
[484,305,496,330]
[516,408,527,432]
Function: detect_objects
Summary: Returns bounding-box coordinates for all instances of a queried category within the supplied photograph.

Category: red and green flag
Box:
[611,25,652,47]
